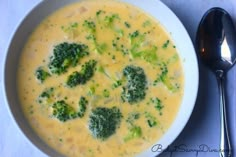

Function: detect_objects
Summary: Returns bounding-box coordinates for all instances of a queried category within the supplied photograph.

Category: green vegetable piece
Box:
[66,60,97,87]
[83,18,107,55]
[103,89,110,98]
[48,42,89,75]
[112,40,119,50]
[52,100,77,122]
[115,29,124,37]
[129,30,144,55]
[35,67,50,83]
[104,14,119,27]
[97,65,105,73]
[124,126,142,142]
[38,87,54,104]
[129,30,158,64]
[61,22,79,38]
[137,46,158,64]
[154,62,179,92]
[126,112,140,125]
[124,21,131,28]
[96,10,105,16]
[151,97,164,115]
[77,96,88,117]
[129,30,145,46]
[83,20,96,33]
[88,107,122,140]
[86,34,107,54]
[97,65,115,80]
[129,31,144,54]
[94,43,107,54]
[145,112,158,128]
[66,71,82,87]
[62,22,78,31]
[88,85,96,96]
[121,65,147,104]
[112,80,122,89]
[162,40,170,49]
[142,20,151,27]
[80,60,97,80]
[153,63,168,85]
[147,119,157,127]
[167,54,179,64]
[52,97,88,122]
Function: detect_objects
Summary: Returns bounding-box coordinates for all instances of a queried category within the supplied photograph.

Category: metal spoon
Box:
[196,8,236,157]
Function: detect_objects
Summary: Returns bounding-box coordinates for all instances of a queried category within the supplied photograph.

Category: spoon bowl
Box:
[197,8,236,72]
[196,7,236,157]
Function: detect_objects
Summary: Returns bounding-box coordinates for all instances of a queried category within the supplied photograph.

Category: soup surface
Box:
[18,0,184,157]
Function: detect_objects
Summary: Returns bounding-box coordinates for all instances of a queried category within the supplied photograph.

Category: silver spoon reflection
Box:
[196,8,236,157]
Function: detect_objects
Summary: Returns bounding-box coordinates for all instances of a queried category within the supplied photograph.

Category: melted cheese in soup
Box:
[18,1,184,157]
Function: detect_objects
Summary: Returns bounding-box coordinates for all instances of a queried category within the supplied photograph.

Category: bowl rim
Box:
[3,0,199,157]
[2,1,63,156]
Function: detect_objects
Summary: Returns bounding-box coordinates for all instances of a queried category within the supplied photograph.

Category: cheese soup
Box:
[18,1,184,157]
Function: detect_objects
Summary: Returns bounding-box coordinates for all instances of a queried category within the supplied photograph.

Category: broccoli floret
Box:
[104,14,119,28]
[129,30,158,64]
[52,97,88,122]
[112,80,122,89]
[102,89,110,98]
[66,60,97,87]
[124,126,142,142]
[38,87,54,104]
[97,65,114,79]
[130,30,139,38]
[126,112,140,126]
[162,40,170,49]
[84,19,107,55]
[112,39,119,51]
[52,100,77,122]
[39,88,53,98]
[35,67,50,83]
[97,65,123,89]
[125,113,141,142]
[88,107,122,140]
[48,42,89,75]
[129,30,145,48]
[121,65,147,104]
[153,62,179,92]
[86,34,107,54]
[147,119,157,127]
[96,10,105,17]
[66,71,82,88]
[142,20,151,27]
[77,96,88,117]
[87,85,96,96]
[94,43,107,54]
[95,11,119,28]
[167,54,179,64]
[80,60,97,78]
[145,112,158,128]
[150,97,164,115]
[138,46,158,64]
[124,21,131,28]
[61,22,79,38]
[83,20,96,33]
[153,63,168,86]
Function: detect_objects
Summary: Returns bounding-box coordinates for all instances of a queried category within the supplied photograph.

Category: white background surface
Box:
[1,0,236,157]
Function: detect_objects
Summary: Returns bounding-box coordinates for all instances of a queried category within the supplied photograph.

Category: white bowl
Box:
[3,0,199,156]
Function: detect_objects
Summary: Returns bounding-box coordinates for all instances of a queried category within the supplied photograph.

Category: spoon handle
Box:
[216,70,231,157]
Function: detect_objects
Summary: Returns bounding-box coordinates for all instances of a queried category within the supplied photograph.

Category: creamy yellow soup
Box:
[18,0,184,157]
